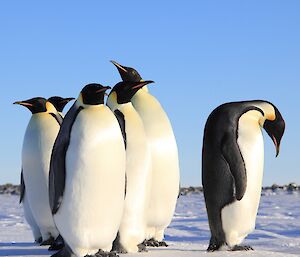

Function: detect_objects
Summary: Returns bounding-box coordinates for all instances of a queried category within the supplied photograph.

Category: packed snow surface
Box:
[0,192,299,256]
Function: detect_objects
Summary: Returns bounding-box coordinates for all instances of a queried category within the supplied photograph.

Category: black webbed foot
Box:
[231,245,254,251]
[207,242,225,252]
[40,236,55,246]
[143,238,168,247]
[137,243,148,252]
[86,250,119,257]
[48,235,65,251]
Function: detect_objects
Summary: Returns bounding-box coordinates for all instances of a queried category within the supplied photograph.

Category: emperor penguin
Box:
[49,83,126,257]
[107,80,154,253]
[14,98,62,245]
[48,96,75,117]
[110,61,180,247]
[202,100,285,251]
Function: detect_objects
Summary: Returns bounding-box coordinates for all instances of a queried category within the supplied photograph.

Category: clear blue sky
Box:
[0,1,299,186]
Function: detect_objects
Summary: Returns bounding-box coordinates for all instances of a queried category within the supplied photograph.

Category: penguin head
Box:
[48,96,75,112]
[111,60,143,82]
[80,83,111,105]
[263,105,285,157]
[14,97,49,114]
[110,80,154,104]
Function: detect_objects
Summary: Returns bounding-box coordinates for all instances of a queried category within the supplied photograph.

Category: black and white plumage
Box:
[202,100,285,251]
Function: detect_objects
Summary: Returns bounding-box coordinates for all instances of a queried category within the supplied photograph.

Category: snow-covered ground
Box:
[0,192,299,257]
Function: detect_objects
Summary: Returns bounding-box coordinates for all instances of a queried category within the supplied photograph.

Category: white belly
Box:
[132,91,180,236]
[117,104,152,252]
[221,111,264,246]
[22,193,41,241]
[54,106,126,257]
[22,114,60,240]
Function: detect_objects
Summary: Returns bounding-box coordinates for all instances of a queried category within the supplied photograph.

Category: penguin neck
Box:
[142,85,149,92]
[251,102,276,127]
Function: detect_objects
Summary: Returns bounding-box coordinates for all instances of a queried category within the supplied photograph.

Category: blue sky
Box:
[0,1,299,186]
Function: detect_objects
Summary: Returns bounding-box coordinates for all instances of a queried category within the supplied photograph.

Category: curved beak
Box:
[110,60,128,73]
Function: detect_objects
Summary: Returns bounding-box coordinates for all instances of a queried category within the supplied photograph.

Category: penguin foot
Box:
[207,243,222,252]
[35,237,43,244]
[48,235,65,251]
[86,249,119,257]
[137,243,147,252]
[231,245,254,251]
[40,236,55,246]
[143,238,168,247]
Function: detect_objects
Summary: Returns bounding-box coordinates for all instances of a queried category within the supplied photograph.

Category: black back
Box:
[202,100,265,248]
[49,103,83,214]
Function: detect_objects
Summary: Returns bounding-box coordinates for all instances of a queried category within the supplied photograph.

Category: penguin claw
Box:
[231,245,254,251]
[143,239,168,247]
[48,235,65,251]
[138,243,148,252]
[86,250,119,257]
[207,243,222,252]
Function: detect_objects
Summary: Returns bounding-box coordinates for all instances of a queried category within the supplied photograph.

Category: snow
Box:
[0,192,299,257]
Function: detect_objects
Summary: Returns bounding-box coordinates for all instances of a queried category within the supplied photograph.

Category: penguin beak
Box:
[61,97,75,103]
[13,101,33,107]
[110,60,128,73]
[263,116,285,158]
[131,80,155,90]
[95,86,111,93]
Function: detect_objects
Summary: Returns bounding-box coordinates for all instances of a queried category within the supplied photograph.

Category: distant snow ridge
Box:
[1,183,299,195]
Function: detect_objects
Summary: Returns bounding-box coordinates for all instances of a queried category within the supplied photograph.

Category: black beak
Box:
[110,60,128,73]
[263,110,285,157]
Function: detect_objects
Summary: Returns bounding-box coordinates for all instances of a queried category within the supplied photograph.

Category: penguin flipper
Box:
[50,112,63,125]
[114,110,126,148]
[221,133,247,201]
[49,103,82,214]
[19,169,25,204]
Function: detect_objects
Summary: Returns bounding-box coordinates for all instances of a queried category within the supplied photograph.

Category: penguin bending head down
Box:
[202,100,285,252]
[110,61,180,247]
[14,97,61,245]
[107,80,154,253]
[49,83,126,257]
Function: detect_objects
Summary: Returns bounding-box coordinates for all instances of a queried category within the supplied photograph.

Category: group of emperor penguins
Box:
[15,61,180,257]
[15,60,286,256]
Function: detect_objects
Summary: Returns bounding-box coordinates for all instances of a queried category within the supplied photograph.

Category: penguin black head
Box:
[14,97,48,114]
[111,80,154,104]
[80,83,111,105]
[263,105,285,157]
[48,96,75,112]
[111,60,143,82]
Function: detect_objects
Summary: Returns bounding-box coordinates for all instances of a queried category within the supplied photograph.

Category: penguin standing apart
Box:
[107,80,154,253]
[48,96,75,117]
[14,98,62,245]
[49,84,126,257]
[110,61,180,247]
[202,100,285,251]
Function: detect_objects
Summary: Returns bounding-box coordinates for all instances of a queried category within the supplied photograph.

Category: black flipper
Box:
[49,103,83,214]
[114,110,126,149]
[19,170,25,204]
[51,244,75,257]
[221,133,247,201]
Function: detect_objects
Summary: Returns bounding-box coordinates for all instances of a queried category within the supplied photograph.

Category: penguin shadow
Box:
[0,242,50,256]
